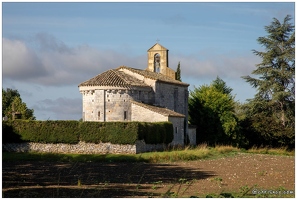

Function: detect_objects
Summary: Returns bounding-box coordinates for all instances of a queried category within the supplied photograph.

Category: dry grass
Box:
[3,145,294,164]
[139,144,237,163]
[246,146,294,156]
[214,145,238,153]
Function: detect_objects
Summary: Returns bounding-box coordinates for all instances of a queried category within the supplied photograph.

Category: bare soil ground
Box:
[2,153,295,198]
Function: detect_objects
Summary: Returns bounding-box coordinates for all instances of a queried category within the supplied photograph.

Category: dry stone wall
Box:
[3,141,166,154]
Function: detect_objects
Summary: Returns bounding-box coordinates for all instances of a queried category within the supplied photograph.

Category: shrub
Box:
[2,121,22,143]
[3,120,80,144]
[78,122,107,143]
[79,122,139,145]
[138,122,173,144]
[3,120,174,145]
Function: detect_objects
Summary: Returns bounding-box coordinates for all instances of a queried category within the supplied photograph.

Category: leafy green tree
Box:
[175,61,181,81]
[241,15,295,148]
[212,76,233,95]
[188,78,238,146]
[2,88,36,120]
[2,88,20,117]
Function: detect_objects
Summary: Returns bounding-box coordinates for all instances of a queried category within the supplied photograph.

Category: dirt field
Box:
[2,153,295,198]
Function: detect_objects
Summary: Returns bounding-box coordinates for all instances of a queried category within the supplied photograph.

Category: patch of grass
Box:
[246,146,294,156]
[138,144,242,163]
[2,145,294,163]
[139,147,224,163]
[215,145,238,153]
[258,170,267,176]
[2,152,146,162]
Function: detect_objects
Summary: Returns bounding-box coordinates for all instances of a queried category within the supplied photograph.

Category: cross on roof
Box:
[156,39,160,43]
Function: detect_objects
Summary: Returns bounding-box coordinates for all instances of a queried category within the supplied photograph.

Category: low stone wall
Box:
[188,126,197,146]
[2,141,167,154]
[135,140,167,154]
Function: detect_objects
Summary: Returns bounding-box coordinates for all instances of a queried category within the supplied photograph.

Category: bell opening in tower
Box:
[154,53,160,73]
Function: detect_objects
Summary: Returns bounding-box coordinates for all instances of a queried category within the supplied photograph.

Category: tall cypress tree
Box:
[175,61,181,81]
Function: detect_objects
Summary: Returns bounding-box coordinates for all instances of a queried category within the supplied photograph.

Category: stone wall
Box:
[2,141,167,154]
[188,126,197,146]
[155,82,188,116]
[147,44,169,72]
[81,87,155,122]
[105,89,131,121]
[131,102,167,122]
[168,116,185,145]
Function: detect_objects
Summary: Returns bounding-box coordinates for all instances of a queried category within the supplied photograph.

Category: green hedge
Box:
[79,122,139,144]
[3,120,80,144]
[2,120,173,145]
[138,122,173,144]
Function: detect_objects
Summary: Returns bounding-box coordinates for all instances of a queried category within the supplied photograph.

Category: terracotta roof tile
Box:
[117,66,189,86]
[78,69,150,88]
[131,100,185,118]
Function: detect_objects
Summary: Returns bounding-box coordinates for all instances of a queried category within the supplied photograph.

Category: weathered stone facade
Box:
[131,101,185,145]
[146,43,176,79]
[78,43,195,146]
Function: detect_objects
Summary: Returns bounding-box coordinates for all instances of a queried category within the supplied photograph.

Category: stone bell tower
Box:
[146,43,176,79]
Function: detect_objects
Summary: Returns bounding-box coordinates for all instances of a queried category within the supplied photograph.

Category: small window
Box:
[98,111,100,120]
[175,127,178,134]
[124,111,127,120]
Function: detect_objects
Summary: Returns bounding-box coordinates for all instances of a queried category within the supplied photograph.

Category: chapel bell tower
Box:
[146,43,176,79]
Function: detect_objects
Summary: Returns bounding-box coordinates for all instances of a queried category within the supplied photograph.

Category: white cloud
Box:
[3,38,48,80]
[3,33,147,86]
[170,52,260,81]
[3,33,260,91]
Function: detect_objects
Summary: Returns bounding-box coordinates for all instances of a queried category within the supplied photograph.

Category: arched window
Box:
[154,53,160,73]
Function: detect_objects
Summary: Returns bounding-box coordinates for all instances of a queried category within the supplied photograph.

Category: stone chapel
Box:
[78,43,195,145]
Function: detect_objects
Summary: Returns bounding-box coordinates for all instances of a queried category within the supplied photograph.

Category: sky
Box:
[2,1,295,120]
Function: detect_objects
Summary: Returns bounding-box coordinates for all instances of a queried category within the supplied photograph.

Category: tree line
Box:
[188,15,294,149]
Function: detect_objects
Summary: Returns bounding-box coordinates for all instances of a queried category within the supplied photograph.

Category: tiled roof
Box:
[117,66,189,86]
[131,100,185,118]
[78,69,150,88]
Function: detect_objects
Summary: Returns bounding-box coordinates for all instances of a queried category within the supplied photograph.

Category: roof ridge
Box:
[147,43,168,51]
[131,100,185,118]
[79,68,151,88]
[117,66,189,86]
